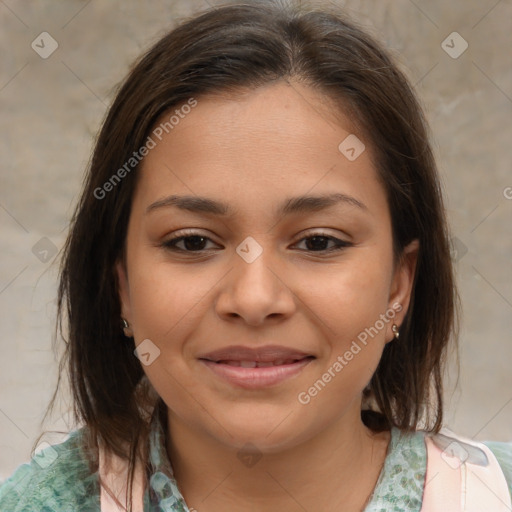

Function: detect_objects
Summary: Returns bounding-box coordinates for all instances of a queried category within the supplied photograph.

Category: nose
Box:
[214,238,296,327]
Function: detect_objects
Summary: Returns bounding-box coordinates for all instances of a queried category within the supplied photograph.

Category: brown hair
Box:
[35,1,459,509]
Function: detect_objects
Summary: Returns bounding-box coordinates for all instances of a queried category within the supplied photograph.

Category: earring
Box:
[392,324,400,340]
[121,318,133,338]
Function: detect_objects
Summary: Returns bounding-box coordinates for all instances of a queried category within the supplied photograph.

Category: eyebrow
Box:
[145,192,368,217]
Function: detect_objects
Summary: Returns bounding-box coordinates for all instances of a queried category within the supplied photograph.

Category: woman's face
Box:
[117,81,418,452]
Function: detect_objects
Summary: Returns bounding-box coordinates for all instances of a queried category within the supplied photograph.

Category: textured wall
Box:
[1,0,511,479]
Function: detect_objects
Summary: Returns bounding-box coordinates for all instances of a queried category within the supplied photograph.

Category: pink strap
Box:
[421,429,512,512]
[99,445,145,512]
[421,434,461,511]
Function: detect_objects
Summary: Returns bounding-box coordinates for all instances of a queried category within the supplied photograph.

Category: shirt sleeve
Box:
[484,440,512,499]
[0,429,101,512]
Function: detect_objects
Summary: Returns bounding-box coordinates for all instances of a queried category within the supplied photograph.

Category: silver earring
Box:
[392,324,400,340]
[122,318,129,329]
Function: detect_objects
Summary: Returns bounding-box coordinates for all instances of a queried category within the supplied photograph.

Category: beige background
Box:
[1,0,511,480]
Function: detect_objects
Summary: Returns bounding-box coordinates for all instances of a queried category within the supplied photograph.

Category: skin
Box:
[117,80,419,512]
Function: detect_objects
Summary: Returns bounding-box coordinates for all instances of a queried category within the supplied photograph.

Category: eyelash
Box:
[161,230,353,255]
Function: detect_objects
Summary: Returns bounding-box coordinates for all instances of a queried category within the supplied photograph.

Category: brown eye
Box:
[163,234,216,252]
[294,233,352,253]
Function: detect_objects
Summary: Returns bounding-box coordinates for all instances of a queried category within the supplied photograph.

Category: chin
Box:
[212,408,311,454]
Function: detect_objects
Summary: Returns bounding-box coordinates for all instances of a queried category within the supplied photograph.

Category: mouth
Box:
[206,357,313,367]
[198,349,315,389]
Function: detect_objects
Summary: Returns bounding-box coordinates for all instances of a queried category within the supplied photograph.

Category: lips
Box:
[217,359,304,368]
[198,344,314,365]
[198,345,315,389]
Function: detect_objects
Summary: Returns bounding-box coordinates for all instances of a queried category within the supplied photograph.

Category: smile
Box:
[199,356,315,389]
[216,358,302,367]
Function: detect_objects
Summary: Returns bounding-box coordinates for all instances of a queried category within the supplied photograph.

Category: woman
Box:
[0,1,510,511]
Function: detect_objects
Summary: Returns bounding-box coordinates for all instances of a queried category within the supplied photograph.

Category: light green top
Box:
[0,404,510,511]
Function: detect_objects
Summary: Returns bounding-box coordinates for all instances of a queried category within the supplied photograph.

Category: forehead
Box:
[134,81,387,220]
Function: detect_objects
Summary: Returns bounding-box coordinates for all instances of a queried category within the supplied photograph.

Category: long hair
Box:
[34,1,459,510]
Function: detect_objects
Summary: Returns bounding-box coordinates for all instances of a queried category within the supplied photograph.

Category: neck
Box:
[165,405,391,512]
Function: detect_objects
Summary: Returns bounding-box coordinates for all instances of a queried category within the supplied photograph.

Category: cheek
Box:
[303,251,393,394]
[300,268,390,417]
[126,238,209,329]
[308,253,392,334]
[126,255,224,399]
[126,261,210,407]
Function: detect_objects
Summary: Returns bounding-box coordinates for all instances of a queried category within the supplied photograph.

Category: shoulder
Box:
[370,428,512,508]
[422,428,512,504]
[483,440,512,496]
[0,428,100,512]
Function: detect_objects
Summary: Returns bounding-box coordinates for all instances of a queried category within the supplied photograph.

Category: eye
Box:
[161,230,352,254]
[161,231,218,252]
[293,232,353,253]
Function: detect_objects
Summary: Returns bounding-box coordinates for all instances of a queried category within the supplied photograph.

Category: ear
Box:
[115,258,132,325]
[386,239,419,341]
